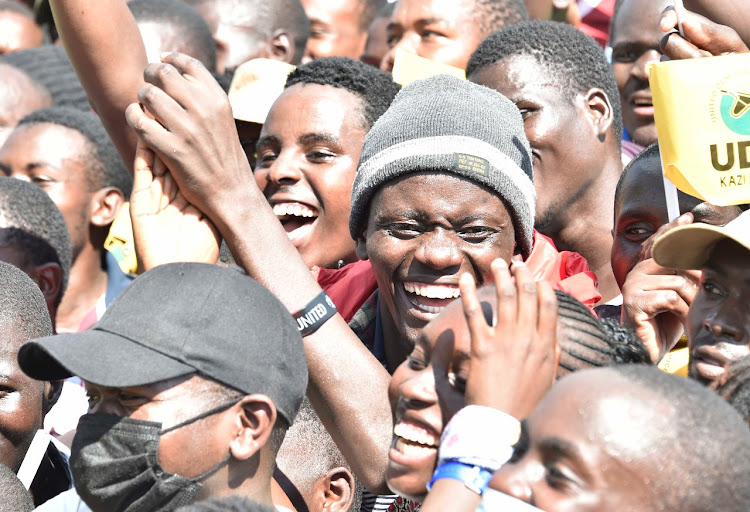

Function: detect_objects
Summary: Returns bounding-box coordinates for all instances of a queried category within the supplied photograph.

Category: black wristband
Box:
[293,291,337,337]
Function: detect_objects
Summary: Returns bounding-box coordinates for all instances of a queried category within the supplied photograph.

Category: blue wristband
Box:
[427,461,493,495]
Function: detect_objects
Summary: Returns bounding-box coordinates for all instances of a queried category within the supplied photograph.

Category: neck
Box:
[55,246,108,332]
[540,156,621,302]
[202,457,276,507]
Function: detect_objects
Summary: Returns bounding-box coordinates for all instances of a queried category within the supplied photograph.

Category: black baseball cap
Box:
[18,262,307,425]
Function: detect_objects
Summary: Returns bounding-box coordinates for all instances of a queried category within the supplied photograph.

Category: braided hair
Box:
[555,290,650,377]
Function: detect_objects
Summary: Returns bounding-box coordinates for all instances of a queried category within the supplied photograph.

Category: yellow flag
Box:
[650,54,750,206]
[391,49,465,87]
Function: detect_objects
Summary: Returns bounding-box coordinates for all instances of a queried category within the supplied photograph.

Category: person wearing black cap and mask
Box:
[21,262,308,512]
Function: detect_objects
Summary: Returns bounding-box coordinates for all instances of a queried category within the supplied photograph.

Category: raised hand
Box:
[125,53,254,228]
[459,259,559,420]
[659,7,749,60]
[130,137,220,271]
[620,213,698,362]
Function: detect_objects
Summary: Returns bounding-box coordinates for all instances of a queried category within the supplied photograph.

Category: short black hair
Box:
[1,46,91,112]
[0,0,35,18]
[611,364,750,510]
[277,397,362,512]
[555,290,650,375]
[18,107,132,197]
[713,355,750,426]
[285,56,400,129]
[466,20,623,143]
[0,463,34,512]
[0,177,72,305]
[473,0,529,36]
[128,0,217,72]
[0,261,52,340]
[614,141,660,207]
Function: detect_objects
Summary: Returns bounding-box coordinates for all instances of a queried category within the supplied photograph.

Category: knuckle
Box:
[665,290,679,306]
[156,63,174,81]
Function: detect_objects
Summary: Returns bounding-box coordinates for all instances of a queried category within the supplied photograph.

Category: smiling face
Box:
[381,0,485,72]
[386,298,466,500]
[611,154,741,289]
[360,172,516,365]
[0,324,45,472]
[0,123,93,259]
[688,240,750,386]
[470,56,596,232]
[610,0,670,148]
[489,370,663,511]
[255,83,367,269]
[301,0,368,61]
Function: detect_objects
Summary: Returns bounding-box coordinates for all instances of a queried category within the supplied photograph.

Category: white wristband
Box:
[438,405,521,471]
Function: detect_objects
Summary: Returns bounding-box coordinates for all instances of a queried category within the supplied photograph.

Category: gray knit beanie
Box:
[349,74,536,257]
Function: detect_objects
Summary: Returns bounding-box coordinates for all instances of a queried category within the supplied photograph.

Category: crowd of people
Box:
[0,0,749,510]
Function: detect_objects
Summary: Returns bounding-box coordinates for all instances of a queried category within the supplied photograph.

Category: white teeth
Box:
[272,203,316,219]
[393,422,439,447]
[403,283,460,300]
[395,437,437,456]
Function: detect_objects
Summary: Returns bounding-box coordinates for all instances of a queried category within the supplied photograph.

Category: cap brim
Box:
[18,328,195,386]
[652,223,745,270]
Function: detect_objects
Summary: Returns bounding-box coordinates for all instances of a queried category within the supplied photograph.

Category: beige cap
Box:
[653,210,750,270]
[228,59,296,124]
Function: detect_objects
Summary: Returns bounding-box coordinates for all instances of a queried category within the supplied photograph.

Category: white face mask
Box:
[477,488,544,512]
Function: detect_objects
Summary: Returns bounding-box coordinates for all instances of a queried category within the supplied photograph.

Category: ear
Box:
[33,262,63,315]
[582,88,614,141]
[268,30,295,64]
[354,229,369,261]
[43,380,64,416]
[90,188,125,228]
[229,394,277,461]
[321,467,355,512]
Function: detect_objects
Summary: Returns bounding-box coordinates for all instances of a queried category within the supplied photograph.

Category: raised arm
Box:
[125,53,393,493]
[50,0,146,170]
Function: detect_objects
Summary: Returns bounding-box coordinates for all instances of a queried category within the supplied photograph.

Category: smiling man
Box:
[347,75,536,370]
[609,0,671,149]
[467,21,625,301]
[254,57,400,270]
[653,210,750,387]
[380,0,528,72]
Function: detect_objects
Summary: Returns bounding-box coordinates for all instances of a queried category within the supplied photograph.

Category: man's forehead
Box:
[705,240,750,275]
